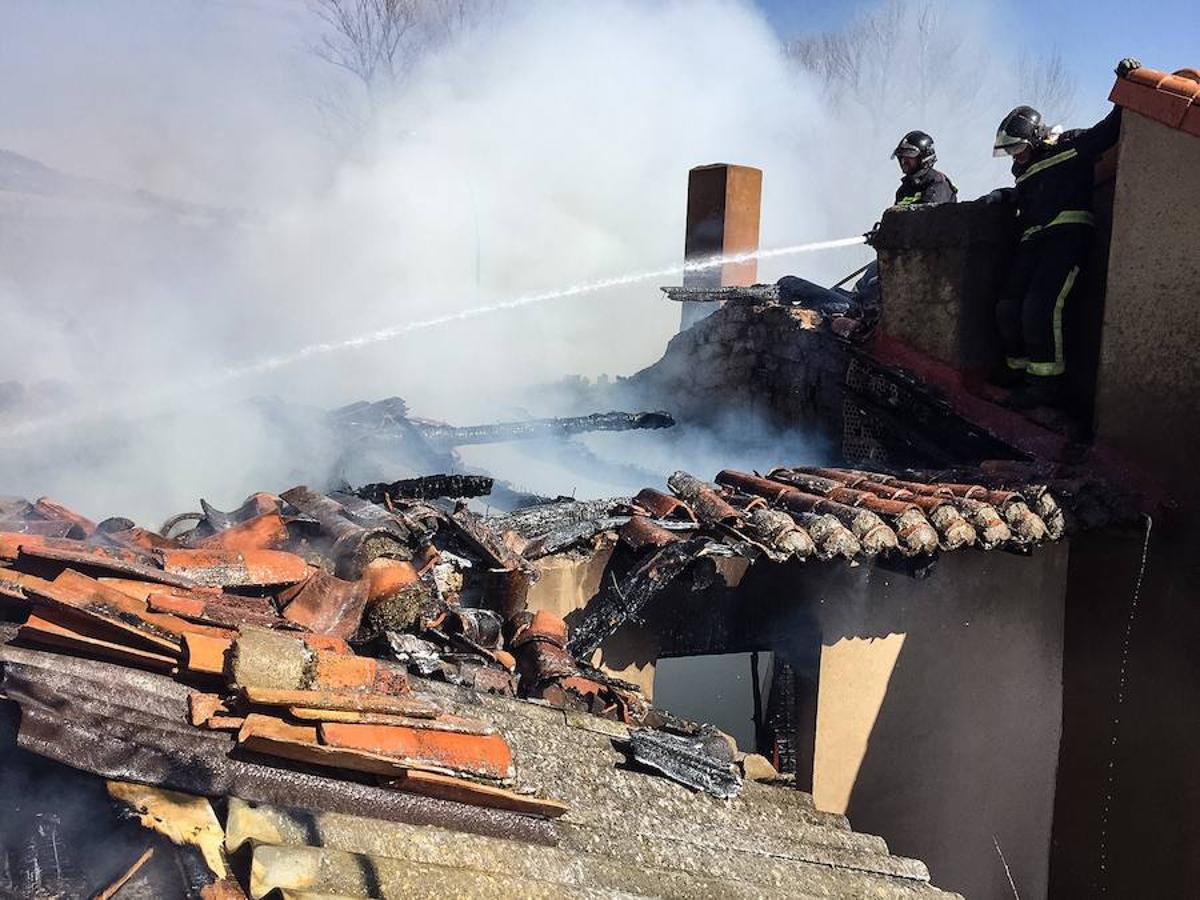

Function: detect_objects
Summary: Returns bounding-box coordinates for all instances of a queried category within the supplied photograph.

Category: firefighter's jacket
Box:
[894,167,958,206]
[1010,106,1122,241]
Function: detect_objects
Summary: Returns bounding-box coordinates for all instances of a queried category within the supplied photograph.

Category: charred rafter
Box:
[415,410,674,448]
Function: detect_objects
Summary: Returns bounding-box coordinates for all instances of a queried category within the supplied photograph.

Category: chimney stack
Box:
[680,164,763,331]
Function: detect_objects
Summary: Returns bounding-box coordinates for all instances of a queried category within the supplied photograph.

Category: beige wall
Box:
[525,544,613,620]
[807,545,1069,900]
[813,634,905,813]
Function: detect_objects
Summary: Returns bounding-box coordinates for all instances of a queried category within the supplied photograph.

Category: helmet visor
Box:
[993,129,1029,157]
[993,142,1029,158]
[891,144,920,160]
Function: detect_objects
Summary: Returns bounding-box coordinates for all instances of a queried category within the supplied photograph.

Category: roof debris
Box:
[0,477,742,856]
[107,781,227,877]
[0,456,1066,896]
[626,725,743,799]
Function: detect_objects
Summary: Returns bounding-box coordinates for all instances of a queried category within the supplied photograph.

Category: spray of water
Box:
[1096,514,1154,894]
[5,236,864,439]
[220,236,864,378]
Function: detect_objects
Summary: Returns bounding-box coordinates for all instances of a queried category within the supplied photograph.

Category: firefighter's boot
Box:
[1008,374,1066,410]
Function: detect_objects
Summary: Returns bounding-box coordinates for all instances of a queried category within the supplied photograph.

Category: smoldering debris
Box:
[0,449,1096,894]
[0,394,675,523]
[0,469,755,895]
[355,474,496,503]
[415,411,675,449]
[625,725,743,800]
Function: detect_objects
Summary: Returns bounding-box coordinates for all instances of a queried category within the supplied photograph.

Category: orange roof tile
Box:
[1110,66,1200,137]
[318,721,515,782]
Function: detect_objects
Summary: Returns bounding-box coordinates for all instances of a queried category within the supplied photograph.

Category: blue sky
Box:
[757,0,1198,120]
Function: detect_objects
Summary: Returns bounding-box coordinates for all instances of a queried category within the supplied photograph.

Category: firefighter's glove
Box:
[1115,58,1142,78]
[982,188,1015,205]
[863,222,881,248]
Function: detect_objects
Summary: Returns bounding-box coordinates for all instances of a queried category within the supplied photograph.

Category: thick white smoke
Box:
[0,0,1077,519]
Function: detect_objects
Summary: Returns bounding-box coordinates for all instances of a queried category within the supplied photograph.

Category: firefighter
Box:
[988,57,1142,409]
[891,130,958,206]
[858,131,958,315]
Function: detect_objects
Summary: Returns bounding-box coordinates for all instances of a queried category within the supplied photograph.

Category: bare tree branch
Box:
[1019,48,1078,123]
[784,0,1018,130]
[309,0,505,119]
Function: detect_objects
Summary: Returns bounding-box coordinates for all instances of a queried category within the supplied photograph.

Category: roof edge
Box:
[1109,65,1200,137]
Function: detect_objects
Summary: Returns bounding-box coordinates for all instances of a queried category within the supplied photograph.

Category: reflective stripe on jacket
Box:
[895,168,958,206]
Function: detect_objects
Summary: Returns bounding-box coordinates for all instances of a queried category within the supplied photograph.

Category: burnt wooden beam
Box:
[353,474,495,504]
[416,411,675,448]
[568,538,709,659]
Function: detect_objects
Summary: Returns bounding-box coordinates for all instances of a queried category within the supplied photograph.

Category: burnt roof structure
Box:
[0,475,965,897]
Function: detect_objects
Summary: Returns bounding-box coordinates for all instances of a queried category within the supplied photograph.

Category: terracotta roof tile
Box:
[1110,65,1200,133]
[510,609,568,649]
[318,721,515,782]
[1123,66,1166,88]
[1160,72,1200,98]
[1185,104,1200,138]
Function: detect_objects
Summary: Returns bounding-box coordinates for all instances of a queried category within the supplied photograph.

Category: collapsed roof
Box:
[0,469,968,897]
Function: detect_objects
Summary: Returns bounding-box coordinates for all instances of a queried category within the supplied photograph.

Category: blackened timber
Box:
[415,411,675,448]
[569,538,709,658]
[521,518,625,559]
[354,474,495,504]
[660,284,782,304]
[626,726,743,799]
[449,507,538,616]
[492,499,624,541]
[765,662,801,778]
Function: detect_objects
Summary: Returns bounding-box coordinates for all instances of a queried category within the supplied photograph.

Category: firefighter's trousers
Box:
[996,226,1092,377]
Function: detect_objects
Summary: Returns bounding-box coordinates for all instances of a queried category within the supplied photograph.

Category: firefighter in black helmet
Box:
[857,131,959,315]
[891,130,958,206]
[988,57,1142,410]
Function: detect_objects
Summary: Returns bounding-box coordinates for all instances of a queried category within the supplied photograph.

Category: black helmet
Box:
[892,130,936,168]
[994,106,1045,157]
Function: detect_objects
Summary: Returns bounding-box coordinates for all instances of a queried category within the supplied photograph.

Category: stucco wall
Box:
[1094,112,1200,477]
[808,545,1068,900]
[1050,109,1200,898]
[1049,523,1200,898]
[634,545,1068,899]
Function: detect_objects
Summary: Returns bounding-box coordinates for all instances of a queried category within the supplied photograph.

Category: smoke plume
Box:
[0,0,1074,519]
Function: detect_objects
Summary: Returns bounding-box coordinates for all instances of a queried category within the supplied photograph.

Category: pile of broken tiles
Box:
[0,481,731,843]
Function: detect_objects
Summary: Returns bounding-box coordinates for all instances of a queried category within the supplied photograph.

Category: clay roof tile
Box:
[1109,64,1200,132]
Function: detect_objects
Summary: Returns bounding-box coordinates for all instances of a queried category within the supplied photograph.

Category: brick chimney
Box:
[679,164,763,331]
